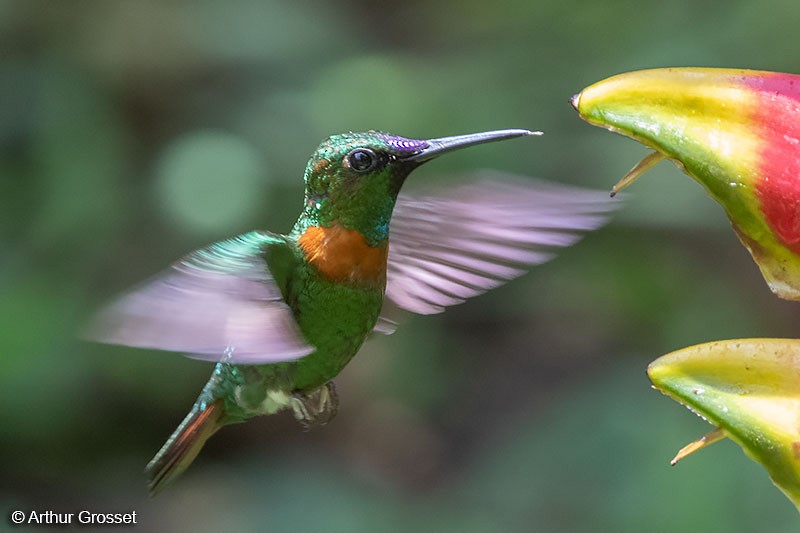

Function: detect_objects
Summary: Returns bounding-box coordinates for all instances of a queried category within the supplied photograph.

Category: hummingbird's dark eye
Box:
[346,148,378,173]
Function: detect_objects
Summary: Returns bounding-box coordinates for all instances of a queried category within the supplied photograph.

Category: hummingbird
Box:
[89,129,612,495]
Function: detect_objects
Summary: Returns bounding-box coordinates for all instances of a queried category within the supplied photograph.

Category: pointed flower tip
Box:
[610,151,667,196]
[669,428,727,466]
[649,338,800,508]
[575,67,800,300]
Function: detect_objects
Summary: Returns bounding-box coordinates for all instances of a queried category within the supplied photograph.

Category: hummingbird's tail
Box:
[146,398,226,496]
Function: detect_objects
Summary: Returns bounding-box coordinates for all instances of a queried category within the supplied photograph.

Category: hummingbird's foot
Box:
[290,381,339,430]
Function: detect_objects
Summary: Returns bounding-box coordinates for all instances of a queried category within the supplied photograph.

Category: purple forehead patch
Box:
[377,134,429,153]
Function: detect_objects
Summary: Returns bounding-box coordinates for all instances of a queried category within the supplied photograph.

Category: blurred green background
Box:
[3,0,800,530]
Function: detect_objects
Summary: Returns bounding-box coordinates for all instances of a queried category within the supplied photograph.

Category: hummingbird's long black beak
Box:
[402,129,542,162]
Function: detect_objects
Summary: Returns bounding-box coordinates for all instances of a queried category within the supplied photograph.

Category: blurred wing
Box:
[87,231,313,364]
[385,172,616,315]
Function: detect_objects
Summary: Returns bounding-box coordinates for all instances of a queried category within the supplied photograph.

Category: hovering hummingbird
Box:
[90,129,612,495]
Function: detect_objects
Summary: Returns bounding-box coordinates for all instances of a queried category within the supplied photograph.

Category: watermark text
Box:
[10,509,137,527]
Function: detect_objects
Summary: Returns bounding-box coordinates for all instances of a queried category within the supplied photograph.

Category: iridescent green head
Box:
[296,129,537,246]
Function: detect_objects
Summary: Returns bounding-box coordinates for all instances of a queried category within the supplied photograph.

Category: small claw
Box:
[290,381,339,430]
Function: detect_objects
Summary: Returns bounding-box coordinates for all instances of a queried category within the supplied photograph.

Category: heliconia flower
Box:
[648,338,800,509]
[573,68,800,300]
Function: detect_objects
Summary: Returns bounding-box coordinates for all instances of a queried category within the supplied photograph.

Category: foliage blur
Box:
[2,0,800,530]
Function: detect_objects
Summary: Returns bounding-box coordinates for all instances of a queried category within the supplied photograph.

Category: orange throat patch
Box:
[298,225,388,285]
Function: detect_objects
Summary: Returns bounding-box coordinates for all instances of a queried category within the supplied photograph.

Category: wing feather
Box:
[87,231,313,364]
[385,172,616,315]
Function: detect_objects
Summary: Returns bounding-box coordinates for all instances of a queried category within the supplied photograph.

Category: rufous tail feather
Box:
[146,398,225,496]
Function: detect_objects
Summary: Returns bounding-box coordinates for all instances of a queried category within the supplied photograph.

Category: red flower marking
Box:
[748,73,800,254]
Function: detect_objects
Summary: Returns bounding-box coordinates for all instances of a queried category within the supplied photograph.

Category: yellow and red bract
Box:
[574,67,800,299]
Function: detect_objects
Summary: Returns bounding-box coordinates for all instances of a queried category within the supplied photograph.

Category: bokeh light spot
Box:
[155,130,267,234]
[309,55,421,134]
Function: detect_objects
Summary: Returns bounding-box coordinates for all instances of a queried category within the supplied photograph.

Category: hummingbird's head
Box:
[300,129,537,245]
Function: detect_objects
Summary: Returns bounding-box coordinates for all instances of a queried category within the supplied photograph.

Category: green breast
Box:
[286,262,384,391]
